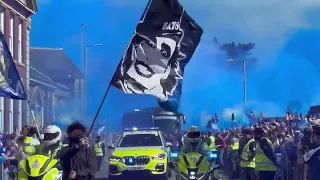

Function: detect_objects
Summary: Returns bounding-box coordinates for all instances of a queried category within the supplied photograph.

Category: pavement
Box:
[95,160,239,180]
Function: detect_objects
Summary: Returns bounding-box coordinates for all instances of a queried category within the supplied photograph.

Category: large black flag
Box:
[112,0,203,112]
[0,32,27,100]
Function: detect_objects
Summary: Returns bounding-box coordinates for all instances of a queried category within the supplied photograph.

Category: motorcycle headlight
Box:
[109,156,121,162]
[189,171,196,179]
[152,154,166,160]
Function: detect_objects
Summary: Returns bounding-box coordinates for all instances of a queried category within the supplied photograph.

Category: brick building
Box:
[0,0,38,133]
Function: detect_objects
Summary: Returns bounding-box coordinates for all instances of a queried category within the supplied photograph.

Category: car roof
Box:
[122,130,161,136]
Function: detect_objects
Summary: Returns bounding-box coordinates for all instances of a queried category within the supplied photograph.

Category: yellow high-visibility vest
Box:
[240,139,255,168]
[23,137,35,156]
[209,136,217,151]
[255,137,276,171]
[233,138,240,150]
[94,142,104,157]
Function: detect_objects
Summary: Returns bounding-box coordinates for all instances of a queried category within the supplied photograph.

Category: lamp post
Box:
[225,59,247,109]
[81,24,89,73]
[84,43,103,102]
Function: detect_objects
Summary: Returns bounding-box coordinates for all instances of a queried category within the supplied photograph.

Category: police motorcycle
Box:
[169,151,219,180]
[18,125,63,180]
[18,154,62,180]
[168,126,219,180]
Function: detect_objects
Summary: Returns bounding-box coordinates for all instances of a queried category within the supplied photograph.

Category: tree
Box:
[213,37,255,60]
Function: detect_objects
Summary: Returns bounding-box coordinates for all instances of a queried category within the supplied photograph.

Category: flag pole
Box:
[88,82,112,135]
[27,100,41,141]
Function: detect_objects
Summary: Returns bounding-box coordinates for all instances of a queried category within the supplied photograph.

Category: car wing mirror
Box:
[108,144,115,149]
[165,142,172,147]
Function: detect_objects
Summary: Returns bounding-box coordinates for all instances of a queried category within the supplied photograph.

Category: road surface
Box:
[95,159,239,180]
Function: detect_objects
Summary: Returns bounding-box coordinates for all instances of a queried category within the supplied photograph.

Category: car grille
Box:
[124,156,150,165]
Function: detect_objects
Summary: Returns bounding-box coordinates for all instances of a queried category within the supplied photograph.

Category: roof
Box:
[123,130,160,136]
[30,48,84,82]
[29,66,56,88]
[25,0,38,14]
[15,0,38,15]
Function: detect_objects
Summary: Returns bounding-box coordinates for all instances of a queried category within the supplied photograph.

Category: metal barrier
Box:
[1,164,3,180]
[279,153,305,180]
[223,150,306,180]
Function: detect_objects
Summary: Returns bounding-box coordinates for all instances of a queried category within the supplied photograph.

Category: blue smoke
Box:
[179,30,320,129]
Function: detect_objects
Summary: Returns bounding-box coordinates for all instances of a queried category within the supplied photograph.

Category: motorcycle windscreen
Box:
[42,168,61,180]
[21,155,58,177]
[178,152,210,175]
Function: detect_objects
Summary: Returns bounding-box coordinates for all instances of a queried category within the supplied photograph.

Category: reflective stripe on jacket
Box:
[209,136,217,151]
[233,138,240,150]
[23,137,35,156]
[94,142,104,156]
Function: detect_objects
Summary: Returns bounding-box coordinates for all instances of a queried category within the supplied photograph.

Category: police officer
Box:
[23,126,40,156]
[208,132,217,153]
[240,129,256,180]
[38,125,63,159]
[254,128,277,180]
[93,136,105,171]
[227,131,240,179]
[181,126,209,156]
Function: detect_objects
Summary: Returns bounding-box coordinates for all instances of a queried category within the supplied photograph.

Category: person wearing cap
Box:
[303,126,320,180]
[92,135,105,171]
[240,128,257,180]
[253,127,277,180]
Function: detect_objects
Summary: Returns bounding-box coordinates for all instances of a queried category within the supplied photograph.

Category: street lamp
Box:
[225,59,247,109]
[81,24,89,73]
[84,43,103,102]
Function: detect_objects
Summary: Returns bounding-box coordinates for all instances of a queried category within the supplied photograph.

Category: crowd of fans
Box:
[207,113,320,180]
[1,113,320,180]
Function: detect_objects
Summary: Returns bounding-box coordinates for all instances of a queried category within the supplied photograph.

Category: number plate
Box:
[128,166,145,171]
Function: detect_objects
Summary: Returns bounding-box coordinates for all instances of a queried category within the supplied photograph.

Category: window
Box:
[18,22,22,63]
[0,97,3,132]
[118,134,162,147]
[18,100,22,132]
[0,8,3,33]
[9,99,13,133]
[9,16,13,54]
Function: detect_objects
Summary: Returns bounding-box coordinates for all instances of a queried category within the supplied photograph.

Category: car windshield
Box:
[153,117,179,135]
[118,134,162,147]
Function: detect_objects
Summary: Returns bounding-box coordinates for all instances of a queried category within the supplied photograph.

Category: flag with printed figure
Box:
[0,32,27,100]
[112,0,203,112]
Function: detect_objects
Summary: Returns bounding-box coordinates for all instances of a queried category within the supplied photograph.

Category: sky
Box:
[32,0,320,129]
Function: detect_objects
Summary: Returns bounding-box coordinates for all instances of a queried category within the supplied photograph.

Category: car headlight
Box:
[152,154,166,160]
[109,155,122,162]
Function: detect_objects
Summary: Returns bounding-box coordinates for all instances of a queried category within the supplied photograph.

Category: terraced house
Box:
[0,0,38,133]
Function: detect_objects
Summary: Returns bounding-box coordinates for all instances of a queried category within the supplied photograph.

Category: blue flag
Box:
[0,32,27,100]
[112,0,203,113]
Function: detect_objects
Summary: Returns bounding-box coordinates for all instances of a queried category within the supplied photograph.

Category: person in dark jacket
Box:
[58,121,97,180]
[215,133,227,168]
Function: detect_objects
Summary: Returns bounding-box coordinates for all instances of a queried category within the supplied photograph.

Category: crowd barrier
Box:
[223,151,306,180]
[1,164,4,180]
[278,153,305,180]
